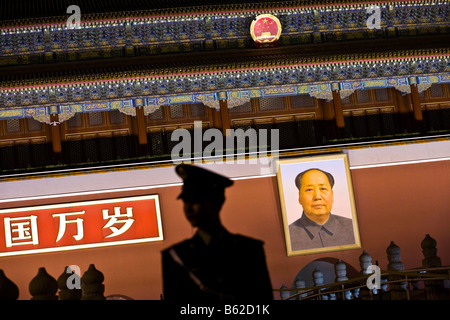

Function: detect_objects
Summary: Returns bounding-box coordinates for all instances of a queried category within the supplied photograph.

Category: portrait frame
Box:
[276,153,361,256]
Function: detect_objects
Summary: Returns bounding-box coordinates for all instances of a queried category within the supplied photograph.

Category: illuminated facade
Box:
[0,0,449,301]
[0,0,449,173]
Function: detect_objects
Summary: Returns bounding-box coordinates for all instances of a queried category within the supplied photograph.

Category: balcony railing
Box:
[277,266,450,300]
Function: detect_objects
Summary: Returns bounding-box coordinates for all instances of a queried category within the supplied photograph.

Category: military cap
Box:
[176,164,233,201]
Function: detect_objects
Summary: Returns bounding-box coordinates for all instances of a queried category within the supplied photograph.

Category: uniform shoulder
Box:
[231,233,265,247]
[161,238,193,254]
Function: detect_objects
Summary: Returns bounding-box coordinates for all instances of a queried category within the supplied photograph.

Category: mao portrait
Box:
[276,154,361,256]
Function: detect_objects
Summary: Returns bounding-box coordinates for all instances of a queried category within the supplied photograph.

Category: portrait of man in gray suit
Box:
[288,168,356,252]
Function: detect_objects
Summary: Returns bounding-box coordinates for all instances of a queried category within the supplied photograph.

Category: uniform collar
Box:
[195,227,229,246]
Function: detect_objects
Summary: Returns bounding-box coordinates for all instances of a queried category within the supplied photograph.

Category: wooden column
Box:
[135,106,148,145]
[49,114,62,154]
[210,107,223,131]
[332,90,345,128]
[394,89,411,114]
[410,84,423,121]
[320,99,335,121]
[318,98,336,141]
[219,100,231,135]
[393,88,414,134]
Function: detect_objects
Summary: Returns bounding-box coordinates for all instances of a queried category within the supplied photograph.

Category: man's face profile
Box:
[298,170,334,224]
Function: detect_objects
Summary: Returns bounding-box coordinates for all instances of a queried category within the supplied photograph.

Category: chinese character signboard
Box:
[0,195,163,257]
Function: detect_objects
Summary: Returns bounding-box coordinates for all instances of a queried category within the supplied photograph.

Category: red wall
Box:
[1,159,450,300]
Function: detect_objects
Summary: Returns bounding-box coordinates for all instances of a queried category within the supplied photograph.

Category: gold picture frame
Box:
[276,153,361,256]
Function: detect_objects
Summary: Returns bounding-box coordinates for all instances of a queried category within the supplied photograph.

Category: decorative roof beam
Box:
[0,1,448,65]
[0,54,450,123]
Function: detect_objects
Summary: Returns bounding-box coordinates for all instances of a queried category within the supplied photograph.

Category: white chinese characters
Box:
[3,206,135,247]
[53,211,85,242]
[4,215,39,247]
[102,207,135,238]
